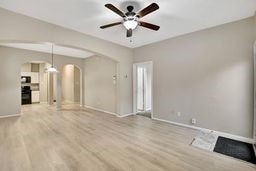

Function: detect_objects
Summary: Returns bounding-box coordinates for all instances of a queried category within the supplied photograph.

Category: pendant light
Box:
[47,44,58,73]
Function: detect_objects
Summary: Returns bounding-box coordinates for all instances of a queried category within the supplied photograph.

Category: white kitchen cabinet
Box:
[21,72,30,77]
[32,91,40,103]
[31,73,39,83]
[21,72,39,83]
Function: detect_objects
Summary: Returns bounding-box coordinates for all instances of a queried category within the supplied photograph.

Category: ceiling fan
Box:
[100,3,160,38]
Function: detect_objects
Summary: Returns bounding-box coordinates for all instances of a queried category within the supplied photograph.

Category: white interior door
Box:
[133,61,153,116]
[144,66,152,111]
[137,67,145,111]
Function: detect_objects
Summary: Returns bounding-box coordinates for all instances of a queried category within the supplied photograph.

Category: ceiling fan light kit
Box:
[123,17,138,30]
[100,3,160,38]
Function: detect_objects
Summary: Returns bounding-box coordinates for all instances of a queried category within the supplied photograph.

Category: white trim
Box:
[84,105,117,116]
[83,105,135,118]
[62,100,76,104]
[116,113,135,118]
[152,117,255,144]
[0,113,21,119]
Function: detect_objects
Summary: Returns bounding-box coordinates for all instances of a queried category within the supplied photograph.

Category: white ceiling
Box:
[0,43,94,58]
[0,0,255,48]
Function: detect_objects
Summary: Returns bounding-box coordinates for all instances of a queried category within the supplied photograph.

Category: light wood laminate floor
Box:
[0,104,255,171]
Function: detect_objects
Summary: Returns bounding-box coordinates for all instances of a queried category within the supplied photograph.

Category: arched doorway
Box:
[21,61,56,106]
[0,41,123,115]
[61,64,82,108]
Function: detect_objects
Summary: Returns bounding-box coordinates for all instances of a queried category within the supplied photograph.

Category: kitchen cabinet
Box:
[21,72,39,83]
[32,91,40,103]
[31,73,39,83]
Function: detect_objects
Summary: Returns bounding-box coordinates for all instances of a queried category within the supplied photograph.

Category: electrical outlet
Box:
[191,118,196,125]
[177,112,181,117]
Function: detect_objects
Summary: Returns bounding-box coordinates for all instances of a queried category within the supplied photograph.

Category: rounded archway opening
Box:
[2,41,120,113]
[61,64,82,108]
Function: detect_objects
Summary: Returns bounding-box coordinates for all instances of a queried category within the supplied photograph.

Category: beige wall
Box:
[84,56,117,114]
[21,63,31,72]
[254,15,256,140]
[0,7,133,115]
[134,17,255,138]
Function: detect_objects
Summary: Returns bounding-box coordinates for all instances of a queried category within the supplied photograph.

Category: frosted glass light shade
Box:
[47,67,58,73]
[123,20,138,30]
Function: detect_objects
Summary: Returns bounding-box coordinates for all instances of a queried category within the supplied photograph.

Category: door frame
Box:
[133,61,153,118]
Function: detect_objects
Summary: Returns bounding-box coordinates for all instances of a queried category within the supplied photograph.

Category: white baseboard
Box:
[152,117,255,144]
[116,113,135,118]
[83,105,135,118]
[0,113,21,119]
[62,101,80,104]
[84,105,117,116]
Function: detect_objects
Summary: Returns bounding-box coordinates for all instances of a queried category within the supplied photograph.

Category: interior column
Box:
[56,71,62,110]
[48,72,54,105]
[80,68,85,107]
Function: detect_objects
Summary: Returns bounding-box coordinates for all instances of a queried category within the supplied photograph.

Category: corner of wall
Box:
[131,48,136,63]
[254,12,256,39]
[253,12,256,141]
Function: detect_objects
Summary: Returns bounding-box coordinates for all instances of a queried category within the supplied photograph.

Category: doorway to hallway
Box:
[133,61,153,118]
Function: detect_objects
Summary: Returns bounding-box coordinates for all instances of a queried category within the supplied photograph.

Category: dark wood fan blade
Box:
[105,4,125,17]
[127,29,132,37]
[137,3,159,18]
[139,22,160,31]
[100,22,122,29]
